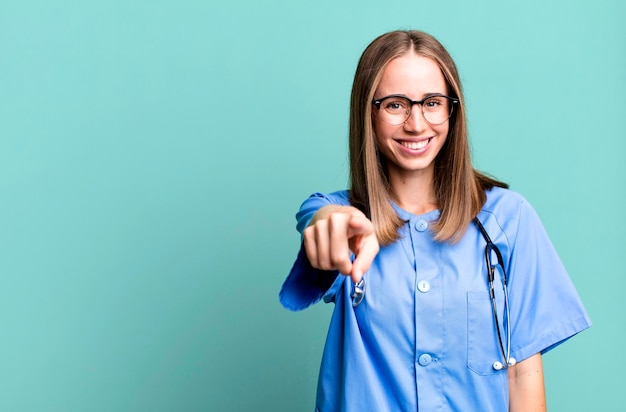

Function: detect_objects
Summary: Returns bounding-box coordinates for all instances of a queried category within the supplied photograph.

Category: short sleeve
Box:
[279,191,351,311]
[506,199,591,362]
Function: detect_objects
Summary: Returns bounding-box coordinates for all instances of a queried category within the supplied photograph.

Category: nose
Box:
[403,104,427,132]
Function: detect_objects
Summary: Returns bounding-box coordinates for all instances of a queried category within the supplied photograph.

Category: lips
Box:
[400,138,432,150]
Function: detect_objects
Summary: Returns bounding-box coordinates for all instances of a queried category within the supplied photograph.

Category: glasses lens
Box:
[379,97,410,125]
[422,96,453,125]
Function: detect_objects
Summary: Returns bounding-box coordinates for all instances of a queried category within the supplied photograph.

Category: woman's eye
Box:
[385,100,406,111]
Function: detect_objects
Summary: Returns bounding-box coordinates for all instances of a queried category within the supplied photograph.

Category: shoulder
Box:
[482,186,528,216]
[479,186,541,237]
[478,186,547,248]
[303,190,351,206]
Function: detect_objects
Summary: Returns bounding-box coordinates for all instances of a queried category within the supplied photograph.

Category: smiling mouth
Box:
[400,138,432,150]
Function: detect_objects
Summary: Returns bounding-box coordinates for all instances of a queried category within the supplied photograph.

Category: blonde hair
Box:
[348,30,506,245]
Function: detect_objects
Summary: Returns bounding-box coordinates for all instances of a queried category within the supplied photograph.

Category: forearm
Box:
[508,353,546,412]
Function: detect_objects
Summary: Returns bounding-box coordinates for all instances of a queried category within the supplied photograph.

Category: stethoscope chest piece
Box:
[352,278,366,307]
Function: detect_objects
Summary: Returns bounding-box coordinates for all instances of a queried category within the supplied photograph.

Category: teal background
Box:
[0,0,623,410]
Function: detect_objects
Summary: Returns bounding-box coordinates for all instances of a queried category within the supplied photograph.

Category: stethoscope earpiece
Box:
[492,357,516,371]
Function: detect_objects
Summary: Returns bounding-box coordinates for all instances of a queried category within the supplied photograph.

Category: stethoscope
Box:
[350,217,516,371]
[473,217,516,370]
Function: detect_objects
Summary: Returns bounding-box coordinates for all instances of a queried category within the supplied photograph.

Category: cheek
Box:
[372,119,383,147]
[372,119,394,143]
[433,124,450,157]
[436,123,450,140]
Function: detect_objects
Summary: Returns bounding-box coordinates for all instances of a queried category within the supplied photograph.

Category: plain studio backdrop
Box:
[0,0,623,410]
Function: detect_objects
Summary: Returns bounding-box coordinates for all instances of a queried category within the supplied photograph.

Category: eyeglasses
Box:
[474,217,517,371]
[372,94,459,126]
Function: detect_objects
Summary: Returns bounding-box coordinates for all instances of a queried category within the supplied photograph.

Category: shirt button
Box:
[417,280,431,293]
[418,353,432,366]
[415,219,428,232]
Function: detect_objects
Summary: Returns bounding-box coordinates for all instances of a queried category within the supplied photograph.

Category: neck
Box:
[388,167,438,216]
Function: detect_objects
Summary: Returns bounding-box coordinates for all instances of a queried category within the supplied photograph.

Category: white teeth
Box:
[401,139,430,150]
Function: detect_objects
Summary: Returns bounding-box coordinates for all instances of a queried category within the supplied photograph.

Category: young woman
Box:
[279,30,590,412]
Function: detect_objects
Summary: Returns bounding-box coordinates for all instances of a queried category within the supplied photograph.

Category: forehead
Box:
[375,53,447,96]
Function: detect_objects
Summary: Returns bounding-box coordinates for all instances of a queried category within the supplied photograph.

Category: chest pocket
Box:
[466,290,507,376]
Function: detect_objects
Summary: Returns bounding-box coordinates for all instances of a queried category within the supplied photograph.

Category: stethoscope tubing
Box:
[474,217,516,370]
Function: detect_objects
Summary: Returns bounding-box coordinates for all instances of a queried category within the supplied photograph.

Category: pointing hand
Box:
[303,206,380,284]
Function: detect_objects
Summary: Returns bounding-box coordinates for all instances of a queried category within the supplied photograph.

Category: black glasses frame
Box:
[372,93,459,125]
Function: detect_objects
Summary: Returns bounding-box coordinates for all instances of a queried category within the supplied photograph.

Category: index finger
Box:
[350,234,379,284]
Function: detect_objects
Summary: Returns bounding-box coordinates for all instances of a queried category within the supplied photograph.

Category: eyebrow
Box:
[375,92,448,100]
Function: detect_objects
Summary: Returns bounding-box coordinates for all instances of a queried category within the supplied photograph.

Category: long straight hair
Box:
[348,30,507,245]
